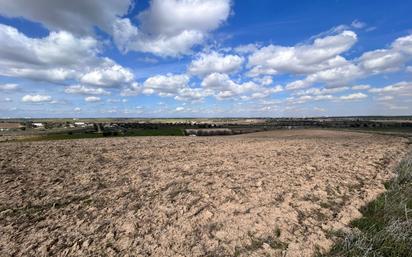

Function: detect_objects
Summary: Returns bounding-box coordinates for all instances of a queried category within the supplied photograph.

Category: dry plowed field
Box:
[0,130,409,257]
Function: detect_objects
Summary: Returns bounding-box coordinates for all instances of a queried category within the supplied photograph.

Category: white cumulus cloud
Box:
[340,93,368,100]
[201,72,281,100]
[143,73,191,96]
[188,51,243,77]
[0,24,134,88]
[247,30,358,76]
[22,94,52,103]
[85,96,101,102]
[358,34,412,74]
[0,83,19,91]
[369,81,412,95]
[112,0,231,56]
[352,84,371,90]
[80,59,134,88]
[64,85,110,95]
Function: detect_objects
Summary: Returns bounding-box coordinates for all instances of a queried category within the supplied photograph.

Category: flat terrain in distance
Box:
[0,130,409,257]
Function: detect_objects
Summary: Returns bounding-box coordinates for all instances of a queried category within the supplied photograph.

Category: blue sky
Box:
[0,0,411,118]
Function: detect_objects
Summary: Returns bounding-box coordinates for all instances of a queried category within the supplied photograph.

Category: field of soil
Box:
[0,123,23,129]
[0,130,409,257]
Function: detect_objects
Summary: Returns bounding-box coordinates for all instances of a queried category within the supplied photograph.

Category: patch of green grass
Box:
[319,149,412,257]
[350,127,412,133]
[15,128,184,142]
[123,127,183,136]
[17,132,102,142]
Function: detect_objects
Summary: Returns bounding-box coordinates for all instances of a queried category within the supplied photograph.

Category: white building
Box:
[32,123,44,128]
[74,122,86,127]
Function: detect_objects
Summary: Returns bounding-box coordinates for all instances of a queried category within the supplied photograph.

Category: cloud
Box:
[0,0,132,36]
[121,71,283,102]
[393,34,412,55]
[85,96,101,102]
[3,97,12,102]
[120,82,142,97]
[0,0,232,57]
[80,59,134,88]
[286,94,335,105]
[247,30,357,76]
[113,18,205,57]
[121,73,204,101]
[201,73,256,98]
[358,34,412,74]
[358,49,405,73]
[286,61,363,90]
[340,93,368,100]
[387,105,409,110]
[314,107,326,112]
[234,44,260,54]
[74,107,81,112]
[173,87,205,101]
[284,57,362,90]
[247,30,412,93]
[138,0,231,36]
[352,84,370,90]
[188,51,244,77]
[0,24,96,83]
[253,76,273,86]
[283,33,412,91]
[137,56,159,64]
[351,20,366,29]
[143,73,191,96]
[107,98,128,103]
[175,106,185,112]
[64,85,110,95]
[21,94,52,103]
[201,72,282,100]
[0,83,19,91]
[285,80,311,90]
[376,95,394,101]
[294,87,349,96]
[0,24,135,89]
[307,60,362,87]
[112,0,231,56]
[369,81,412,95]
[0,24,99,69]
[3,68,77,83]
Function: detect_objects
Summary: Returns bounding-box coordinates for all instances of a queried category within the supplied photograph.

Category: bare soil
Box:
[0,122,22,129]
[0,129,409,257]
